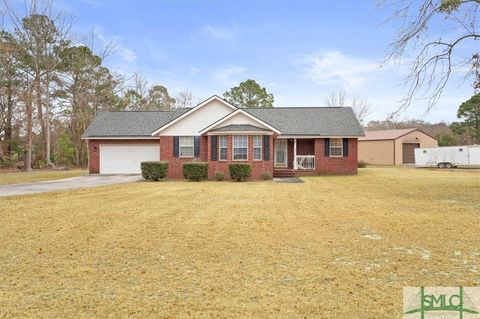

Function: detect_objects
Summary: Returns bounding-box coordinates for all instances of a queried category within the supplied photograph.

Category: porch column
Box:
[293,138,297,170]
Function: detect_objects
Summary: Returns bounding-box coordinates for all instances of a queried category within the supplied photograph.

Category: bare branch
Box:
[382,0,480,113]
[324,90,372,125]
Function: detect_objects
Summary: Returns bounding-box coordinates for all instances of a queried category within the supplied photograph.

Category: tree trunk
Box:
[5,85,13,154]
[35,76,46,160]
[45,77,55,168]
[25,88,33,172]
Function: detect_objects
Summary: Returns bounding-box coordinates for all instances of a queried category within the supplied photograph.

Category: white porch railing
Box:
[295,155,315,170]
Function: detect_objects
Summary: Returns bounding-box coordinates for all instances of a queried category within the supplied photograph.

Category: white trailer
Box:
[415,145,480,168]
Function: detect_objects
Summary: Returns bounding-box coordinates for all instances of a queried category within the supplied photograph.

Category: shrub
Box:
[229,163,252,181]
[261,171,272,180]
[357,160,366,168]
[36,159,46,169]
[214,171,225,181]
[54,132,76,167]
[141,161,168,181]
[183,162,208,181]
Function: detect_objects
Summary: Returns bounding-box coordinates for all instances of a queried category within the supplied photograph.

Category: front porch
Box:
[273,138,315,177]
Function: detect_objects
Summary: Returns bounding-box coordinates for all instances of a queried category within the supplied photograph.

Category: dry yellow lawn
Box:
[0,169,87,185]
[0,167,479,318]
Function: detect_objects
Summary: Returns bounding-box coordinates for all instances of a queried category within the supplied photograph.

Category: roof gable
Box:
[199,109,281,134]
[150,95,237,135]
[210,124,271,132]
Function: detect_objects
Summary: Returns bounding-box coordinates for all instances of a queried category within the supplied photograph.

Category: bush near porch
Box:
[141,161,168,181]
[183,162,209,181]
[229,163,252,181]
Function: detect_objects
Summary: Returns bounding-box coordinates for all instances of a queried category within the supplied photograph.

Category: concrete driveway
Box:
[0,175,144,197]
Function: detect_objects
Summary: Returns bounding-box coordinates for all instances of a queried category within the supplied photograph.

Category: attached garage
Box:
[358,128,438,165]
[99,144,160,174]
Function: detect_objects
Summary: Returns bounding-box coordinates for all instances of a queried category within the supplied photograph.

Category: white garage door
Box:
[99,144,160,174]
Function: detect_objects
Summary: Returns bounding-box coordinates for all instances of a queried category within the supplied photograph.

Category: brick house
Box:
[82,95,364,179]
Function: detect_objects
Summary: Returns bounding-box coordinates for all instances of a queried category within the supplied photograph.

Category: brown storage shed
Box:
[358,128,438,165]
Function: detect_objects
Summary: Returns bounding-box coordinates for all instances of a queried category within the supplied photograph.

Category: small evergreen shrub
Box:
[141,161,168,181]
[214,171,225,181]
[261,171,272,180]
[357,160,366,168]
[229,163,252,181]
[183,162,208,181]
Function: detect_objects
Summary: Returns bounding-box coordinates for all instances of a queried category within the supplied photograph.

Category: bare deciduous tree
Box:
[175,91,199,108]
[324,90,372,125]
[4,0,72,168]
[382,0,480,112]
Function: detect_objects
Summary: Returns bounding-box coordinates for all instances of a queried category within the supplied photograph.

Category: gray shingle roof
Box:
[245,107,364,136]
[82,106,364,138]
[210,124,270,132]
[81,109,189,138]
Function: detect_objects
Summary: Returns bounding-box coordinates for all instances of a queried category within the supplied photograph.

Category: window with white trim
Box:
[233,135,248,160]
[253,136,262,160]
[330,138,343,157]
[179,136,194,157]
[219,136,228,160]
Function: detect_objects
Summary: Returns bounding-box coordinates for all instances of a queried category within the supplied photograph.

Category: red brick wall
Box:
[87,139,160,174]
[313,138,358,175]
[207,135,274,181]
[88,137,357,177]
[297,139,315,155]
[159,136,208,179]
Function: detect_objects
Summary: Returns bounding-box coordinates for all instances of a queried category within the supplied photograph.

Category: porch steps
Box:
[273,169,295,178]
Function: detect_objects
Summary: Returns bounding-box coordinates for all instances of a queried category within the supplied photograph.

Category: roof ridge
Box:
[365,128,417,132]
[247,106,351,109]
[100,109,191,113]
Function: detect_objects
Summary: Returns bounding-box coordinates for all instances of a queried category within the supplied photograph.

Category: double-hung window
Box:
[329,138,343,157]
[179,136,194,157]
[253,136,262,160]
[233,135,248,160]
[219,136,228,160]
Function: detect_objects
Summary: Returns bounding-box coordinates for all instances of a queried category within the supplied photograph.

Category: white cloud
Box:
[189,67,200,76]
[213,66,246,86]
[200,23,238,41]
[298,50,380,89]
[80,0,103,7]
[92,27,137,63]
[117,46,137,62]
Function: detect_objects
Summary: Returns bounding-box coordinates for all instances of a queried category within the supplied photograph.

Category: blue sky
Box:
[48,0,477,122]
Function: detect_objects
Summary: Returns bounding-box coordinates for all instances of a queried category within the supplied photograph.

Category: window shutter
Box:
[211,136,218,161]
[263,135,270,160]
[173,136,179,157]
[194,136,200,157]
[324,138,330,157]
[343,138,349,157]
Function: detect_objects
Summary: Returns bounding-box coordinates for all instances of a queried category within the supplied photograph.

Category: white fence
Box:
[295,155,315,170]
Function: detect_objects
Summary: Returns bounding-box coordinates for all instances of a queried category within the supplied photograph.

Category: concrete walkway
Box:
[273,177,304,183]
[0,175,144,197]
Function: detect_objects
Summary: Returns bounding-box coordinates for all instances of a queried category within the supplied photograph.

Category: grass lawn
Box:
[0,169,87,185]
[0,167,479,318]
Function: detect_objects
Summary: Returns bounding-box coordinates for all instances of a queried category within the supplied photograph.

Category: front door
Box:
[274,140,288,167]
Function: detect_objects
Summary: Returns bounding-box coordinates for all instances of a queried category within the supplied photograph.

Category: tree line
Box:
[0,1,279,171]
[0,2,205,171]
[2,0,479,171]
